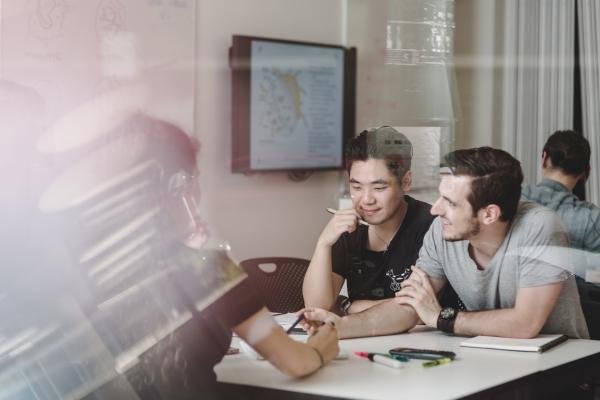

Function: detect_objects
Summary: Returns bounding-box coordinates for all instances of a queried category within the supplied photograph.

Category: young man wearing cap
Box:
[303,127,460,316]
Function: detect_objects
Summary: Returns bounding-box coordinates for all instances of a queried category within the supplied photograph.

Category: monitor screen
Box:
[230,35,356,173]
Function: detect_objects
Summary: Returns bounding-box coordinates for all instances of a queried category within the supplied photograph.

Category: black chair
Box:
[240,257,309,313]
[576,278,600,340]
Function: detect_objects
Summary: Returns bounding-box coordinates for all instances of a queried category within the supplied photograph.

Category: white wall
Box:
[454,0,501,149]
[1,0,503,263]
[194,0,346,261]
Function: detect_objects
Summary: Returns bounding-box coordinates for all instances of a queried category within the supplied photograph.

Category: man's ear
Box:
[541,151,552,169]
[580,165,591,182]
[401,170,412,192]
[479,204,502,225]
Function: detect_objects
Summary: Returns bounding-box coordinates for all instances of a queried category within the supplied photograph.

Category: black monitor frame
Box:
[230,35,356,173]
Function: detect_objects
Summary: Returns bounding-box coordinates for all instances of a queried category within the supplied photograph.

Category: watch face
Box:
[440,307,456,320]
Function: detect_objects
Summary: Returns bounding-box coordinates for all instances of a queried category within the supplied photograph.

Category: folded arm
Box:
[397,267,564,338]
[303,299,421,339]
[347,298,393,314]
[453,282,563,338]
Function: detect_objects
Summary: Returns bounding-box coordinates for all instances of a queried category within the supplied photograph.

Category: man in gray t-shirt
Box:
[415,202,588,338]
[302,147,589,339]
[394,147,589,339]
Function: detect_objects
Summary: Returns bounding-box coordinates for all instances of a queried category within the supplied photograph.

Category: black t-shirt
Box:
[332,196,434,300]
[124,249,263,399]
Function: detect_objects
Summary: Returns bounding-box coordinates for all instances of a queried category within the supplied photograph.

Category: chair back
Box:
[577,279,600,340]
[240,257,309,313]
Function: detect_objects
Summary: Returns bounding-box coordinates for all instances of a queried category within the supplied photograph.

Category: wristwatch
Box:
[437,307,458,334]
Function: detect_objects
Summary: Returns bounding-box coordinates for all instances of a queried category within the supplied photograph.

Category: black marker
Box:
[286,314,305,334]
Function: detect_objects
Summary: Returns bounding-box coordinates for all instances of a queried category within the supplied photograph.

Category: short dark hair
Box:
[441,147,523,222]
[345,126,412,181]
[543,130,590,178]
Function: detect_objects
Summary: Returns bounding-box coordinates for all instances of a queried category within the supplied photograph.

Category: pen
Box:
[286,314,305,334]
[422,357,452,368]
[355,352,405,369]
[326,208,370,226]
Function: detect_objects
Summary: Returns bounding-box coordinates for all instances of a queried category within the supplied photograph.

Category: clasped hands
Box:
[394,266,441,328]
[297,308,341,336]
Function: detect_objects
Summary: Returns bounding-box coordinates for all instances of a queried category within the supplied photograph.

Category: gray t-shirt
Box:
[416,201,589,339]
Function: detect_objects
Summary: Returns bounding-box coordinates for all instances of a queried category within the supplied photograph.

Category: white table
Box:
[216,327,600,400]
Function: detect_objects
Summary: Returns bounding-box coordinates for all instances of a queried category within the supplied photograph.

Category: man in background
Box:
[522,130,600,252]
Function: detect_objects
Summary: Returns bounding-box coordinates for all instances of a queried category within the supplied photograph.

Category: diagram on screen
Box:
[256,68,307,138]
[246,39,345,170]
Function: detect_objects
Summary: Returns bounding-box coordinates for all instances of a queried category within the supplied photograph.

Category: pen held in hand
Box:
[326,208,370,226]
[286,314,305,334]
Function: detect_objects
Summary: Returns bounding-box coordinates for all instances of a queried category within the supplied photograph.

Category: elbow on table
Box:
[302,293,336,311]
[510,322,545,339]
[277,358,318,378]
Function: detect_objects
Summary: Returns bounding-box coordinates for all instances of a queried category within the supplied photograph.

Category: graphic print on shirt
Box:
[386,267,412,292]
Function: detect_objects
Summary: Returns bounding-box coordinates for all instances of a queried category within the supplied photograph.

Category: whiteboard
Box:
[395,126,443,204]
[0,0,196,134]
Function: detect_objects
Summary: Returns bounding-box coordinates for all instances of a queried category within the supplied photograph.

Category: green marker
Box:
[422,357,452,368]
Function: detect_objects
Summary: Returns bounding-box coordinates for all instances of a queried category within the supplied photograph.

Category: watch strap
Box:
[437,309,457,334]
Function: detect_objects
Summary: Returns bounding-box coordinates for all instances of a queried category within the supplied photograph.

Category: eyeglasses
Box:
[167,170,197,197]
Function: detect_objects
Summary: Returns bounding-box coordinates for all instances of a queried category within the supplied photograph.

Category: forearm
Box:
[234,308,322,377]
[337,301,419,339]
[347,298,392,314]
[303,244,337,308]
[453,283,563,338]
[254,330,323,377]
[454,309,543,338]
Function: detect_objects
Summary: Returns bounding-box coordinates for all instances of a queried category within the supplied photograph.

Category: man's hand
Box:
[317,208,361,247]
[298,307,341,335]
[395,267,441,327]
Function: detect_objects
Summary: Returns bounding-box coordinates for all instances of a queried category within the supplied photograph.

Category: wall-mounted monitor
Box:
[230,35,356,173]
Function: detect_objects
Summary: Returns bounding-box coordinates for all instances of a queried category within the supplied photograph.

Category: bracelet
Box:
[310,346,324,369]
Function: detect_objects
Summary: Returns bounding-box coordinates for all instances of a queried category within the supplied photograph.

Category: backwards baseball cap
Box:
[364,126,413,161]
[345,126,413,177]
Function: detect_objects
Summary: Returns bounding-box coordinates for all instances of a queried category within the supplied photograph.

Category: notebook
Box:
[460,334,568,353]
